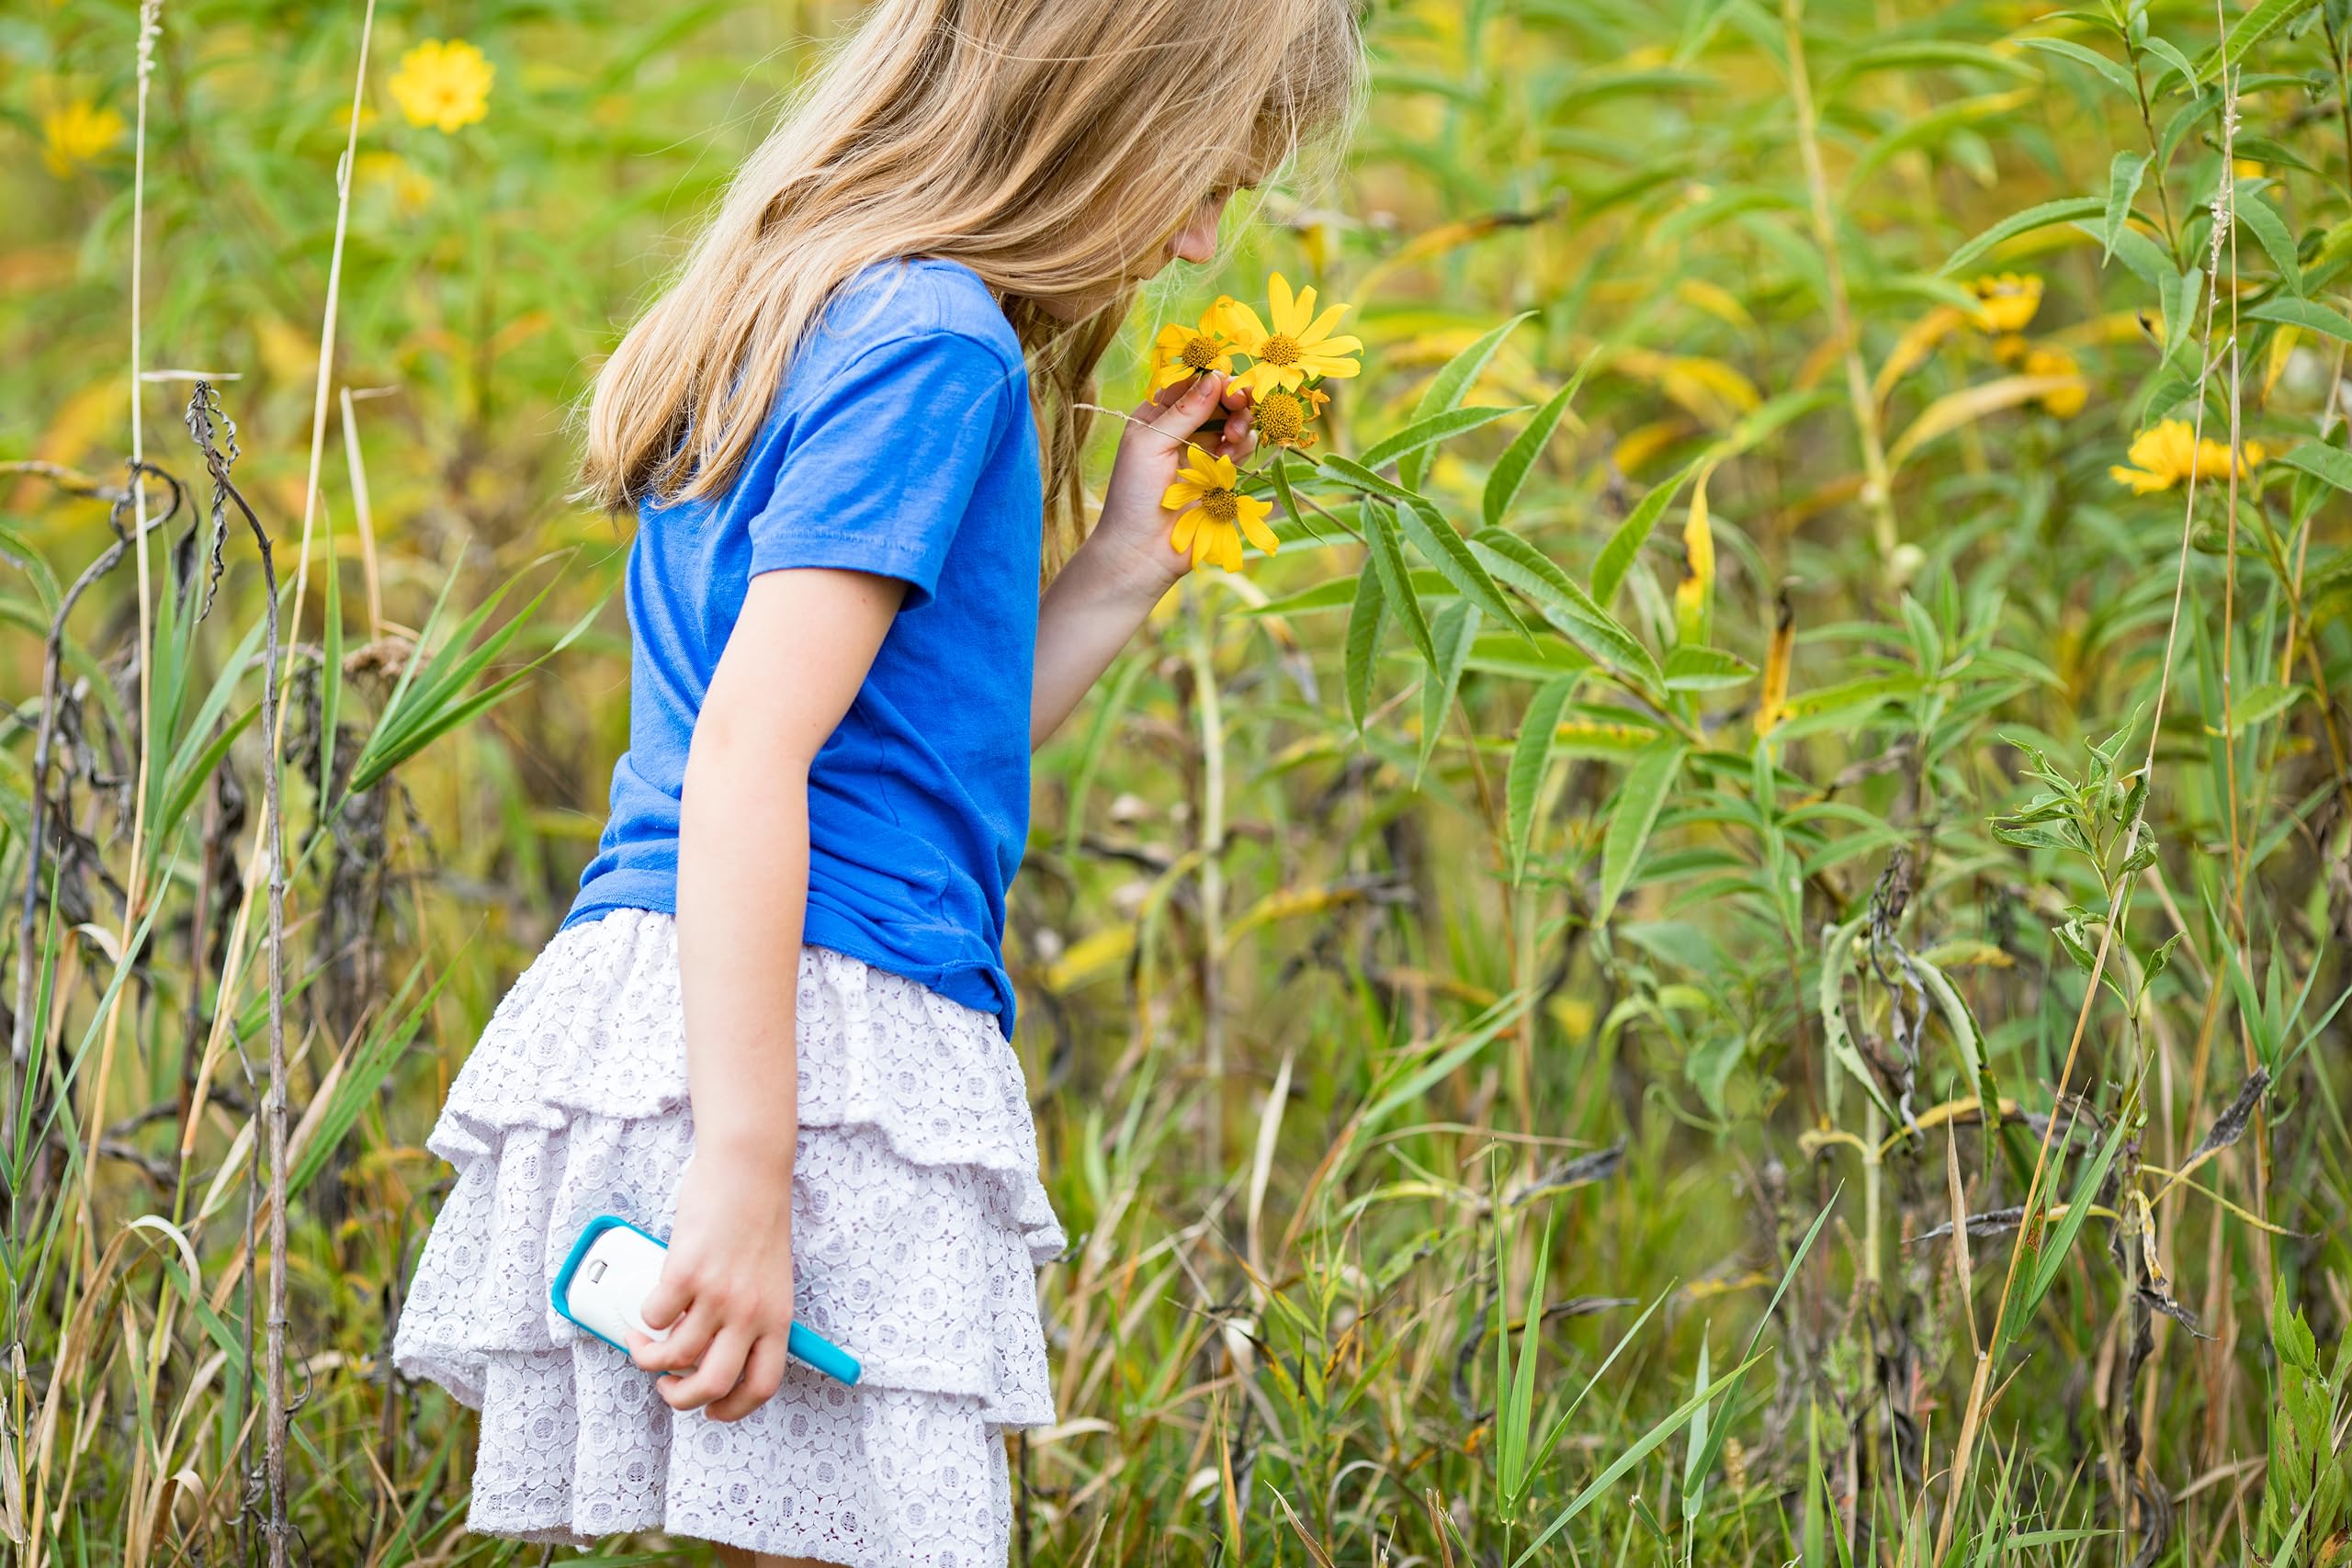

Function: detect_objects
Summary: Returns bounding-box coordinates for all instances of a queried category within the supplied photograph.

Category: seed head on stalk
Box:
[184,381,294,1568]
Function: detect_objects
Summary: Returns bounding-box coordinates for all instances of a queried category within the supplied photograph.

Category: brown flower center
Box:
[1255,391,1306,444]
[1258,333,1302,367]
[1200,488,1239,524]
[1179,334,1221,370]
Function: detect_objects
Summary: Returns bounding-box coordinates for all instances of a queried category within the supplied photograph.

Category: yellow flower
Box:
[1968,273,2042,333]
[1249,384,1329,450]
[2022,345,2086,418]
[2109,419,2267,494]
[1161,447,1277,572]
[41,98,125,176]
[1224,273,1363,397]
[390,39,494,134]
[1150,302,1237,391]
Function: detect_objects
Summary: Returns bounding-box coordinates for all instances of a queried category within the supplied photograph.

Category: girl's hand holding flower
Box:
[1090,368,1257,594]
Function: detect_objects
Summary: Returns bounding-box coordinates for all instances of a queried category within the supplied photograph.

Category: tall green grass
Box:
[5,0,2351,1562]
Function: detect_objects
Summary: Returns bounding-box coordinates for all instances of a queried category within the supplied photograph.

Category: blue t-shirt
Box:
[566,257,1042,1036]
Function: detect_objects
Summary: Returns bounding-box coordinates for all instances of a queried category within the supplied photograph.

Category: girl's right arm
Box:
[626,565,904,1422]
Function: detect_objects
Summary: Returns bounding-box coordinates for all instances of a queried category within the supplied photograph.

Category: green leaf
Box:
[2070,219,2171,289]
[1596,741,1685,927]
[2250,295,2352,347]
[2139,33,2198,89]
[2225,682,2305,735]
[1508,676,1576,881]
[1356,404,1523,473]
[2007,1112,2132,1353]
[2193,0,2318,83]
[288,959,449,1198]
[1417,601,1481,782]
[2016,36,2139,98]
[1592,457,1707,606]
[2236,190,2303,295]
[2102,151,2150,264]
[2158,88,2221,174]
[1682,1331,1713,1524]
[1266,449,1322,545]
[1510,1350,1766,1568]
[1823,40,2038,94]
[2160,265,2204,364]
[2278,439,2352,491]
[1662,646,1757,692]
[1470,527,1663,688]
[1363,502,1437,670]
[1818,917,1900,1124]
[1939,196,2105,276]
[1344,559,1387,731]
[1400,310,1535,490]
[1483,355,1596,530]
[1062,655,1148,856]
[1396,497,1525,632]
[2233,133,2323,177]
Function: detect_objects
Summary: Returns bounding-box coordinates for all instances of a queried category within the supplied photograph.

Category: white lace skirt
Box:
[392,908,1064,1565]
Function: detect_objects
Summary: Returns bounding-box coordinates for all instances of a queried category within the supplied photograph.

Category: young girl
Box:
[390,1,1362,1563]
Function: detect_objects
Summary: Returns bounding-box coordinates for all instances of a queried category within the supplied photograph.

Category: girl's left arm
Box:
[1031,372,1252,748]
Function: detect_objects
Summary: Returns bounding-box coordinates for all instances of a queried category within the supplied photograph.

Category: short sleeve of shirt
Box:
[746,326,1020,606]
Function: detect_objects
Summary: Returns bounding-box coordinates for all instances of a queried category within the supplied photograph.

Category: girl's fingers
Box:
[1223,408,1255,457]
[639,1263,692,1334]
[706,1335,788,1423]
[1137,373,1228,446]
[630,1297,718,1374]
[659,1326,754,1412]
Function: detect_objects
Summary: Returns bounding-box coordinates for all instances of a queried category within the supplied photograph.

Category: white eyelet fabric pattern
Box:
[392,908,1064,1564]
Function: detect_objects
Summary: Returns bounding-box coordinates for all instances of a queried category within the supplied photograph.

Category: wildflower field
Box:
[7,0,2352,1562]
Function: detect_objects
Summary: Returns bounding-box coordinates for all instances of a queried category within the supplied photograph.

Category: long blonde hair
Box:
[581,0,1364,559]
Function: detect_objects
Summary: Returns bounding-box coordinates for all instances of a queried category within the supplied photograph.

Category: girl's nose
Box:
[1168,207,1221,265]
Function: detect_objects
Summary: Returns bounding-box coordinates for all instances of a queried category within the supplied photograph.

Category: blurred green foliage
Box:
[6,0,2352,1563]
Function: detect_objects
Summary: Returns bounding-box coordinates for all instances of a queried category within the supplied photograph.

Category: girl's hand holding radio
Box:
[626,1138,797,1422]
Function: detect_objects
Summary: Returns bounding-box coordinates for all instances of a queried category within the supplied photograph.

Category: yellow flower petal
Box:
[1300,302,1351,344]
[1223,299,1269,346]
[1237,497,1280,556]
[1163,480,1205,508]
[1218,525,1244,572]
[1171,509,1200,554]
[1268,273,1300,336]
[1191,521,1218,569]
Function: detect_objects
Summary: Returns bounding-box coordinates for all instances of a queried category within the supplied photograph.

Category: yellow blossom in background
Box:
[390,39,494,133]
[1149,301,1237,391]
[1249,384,1328,450]
[1224,273,1363,396]
[41,97,125,176]
[1968,273,2042,333]
[1162,447,1277,572]
[2109,419,2267,493]
[2022,345,2086,417]
[356,151,435,213]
